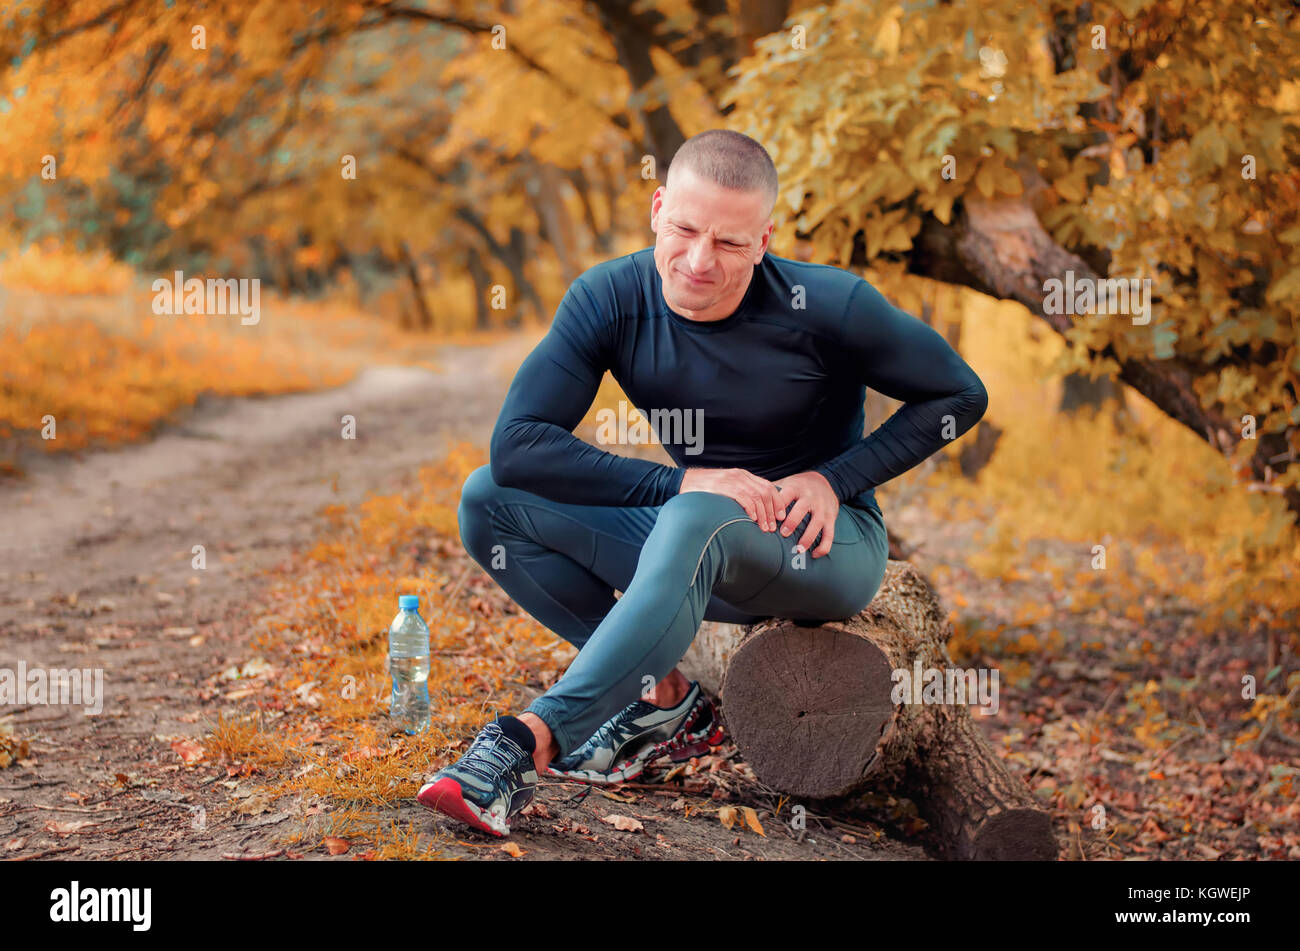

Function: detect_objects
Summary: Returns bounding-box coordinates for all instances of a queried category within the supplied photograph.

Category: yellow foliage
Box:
[0,241,133,295]
[908,283,1300,633]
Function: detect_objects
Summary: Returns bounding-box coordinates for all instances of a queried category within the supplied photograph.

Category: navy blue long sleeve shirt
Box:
[489,247,988,515]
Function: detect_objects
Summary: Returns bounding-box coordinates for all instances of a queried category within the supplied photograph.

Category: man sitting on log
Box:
[418,128,989,836]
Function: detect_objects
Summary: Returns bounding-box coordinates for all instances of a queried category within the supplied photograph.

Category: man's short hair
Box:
[667,129,778,217]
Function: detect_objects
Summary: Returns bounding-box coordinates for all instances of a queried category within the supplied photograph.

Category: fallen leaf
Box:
[323,837,350,855]
[717,805,738,830]
[742,806,766,836]
[599,789,637,803]
[342,745,389,763]
[601,814,644,833]
[499,841,525,857]
[170,739,205,764]
[45,819,96,835]
[234,792,274,816]
[6,836,27,851]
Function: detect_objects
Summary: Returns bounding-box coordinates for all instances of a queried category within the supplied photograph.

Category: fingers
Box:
[738,470,780,531]
[797,516,822,556]
[796,509,836,558]
[780,496,811,537]
[812,517,835,557]
[752,479,776,532]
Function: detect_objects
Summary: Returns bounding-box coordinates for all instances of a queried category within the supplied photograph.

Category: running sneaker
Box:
[416,719,538,836]
[546,681,725,785]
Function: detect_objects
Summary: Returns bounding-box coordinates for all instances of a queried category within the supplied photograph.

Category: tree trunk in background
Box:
[908,192,1300,523]
[1059,373,1126,413]
[454,207,543,327]
[505,226,541,325]
[529,158,580,286]
[564,164,614,255]
[399,241,434,331]
[465,245,492,331]
[735,0,792,55]
[593,0,687,163]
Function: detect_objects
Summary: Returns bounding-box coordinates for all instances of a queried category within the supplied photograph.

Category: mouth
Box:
[677,270,711,287]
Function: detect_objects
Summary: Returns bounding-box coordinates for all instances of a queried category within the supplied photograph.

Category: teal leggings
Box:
[457,465,890,758]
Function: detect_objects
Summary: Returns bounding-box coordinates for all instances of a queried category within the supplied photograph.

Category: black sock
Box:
[494,715,537,755]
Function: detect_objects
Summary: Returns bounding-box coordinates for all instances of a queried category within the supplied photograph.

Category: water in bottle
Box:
[388,594,430,734]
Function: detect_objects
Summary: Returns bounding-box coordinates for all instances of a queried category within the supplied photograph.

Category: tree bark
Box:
[908,195,1300,522]
[682,560,1058,860]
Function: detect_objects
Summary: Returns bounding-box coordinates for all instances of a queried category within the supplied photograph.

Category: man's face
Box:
[650,166,773,318]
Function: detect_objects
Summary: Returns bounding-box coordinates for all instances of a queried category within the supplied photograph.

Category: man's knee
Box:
[651,491,749,544]
[458,464,501,558]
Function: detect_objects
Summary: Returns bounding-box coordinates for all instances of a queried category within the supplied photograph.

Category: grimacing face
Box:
[650,165,774,321]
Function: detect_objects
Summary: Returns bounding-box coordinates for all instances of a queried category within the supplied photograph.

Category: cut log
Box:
[681,559,1058,861]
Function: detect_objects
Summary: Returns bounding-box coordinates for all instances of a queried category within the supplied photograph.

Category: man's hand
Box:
[772,471,839,558]
[678,468,786,531]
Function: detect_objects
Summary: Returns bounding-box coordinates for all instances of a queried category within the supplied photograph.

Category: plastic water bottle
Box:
[388,595,430,734]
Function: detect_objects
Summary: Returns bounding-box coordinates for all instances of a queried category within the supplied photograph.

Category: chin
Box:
[668,287,710,309]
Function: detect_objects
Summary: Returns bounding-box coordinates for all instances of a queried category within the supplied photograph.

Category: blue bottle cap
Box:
[398,595,419,610]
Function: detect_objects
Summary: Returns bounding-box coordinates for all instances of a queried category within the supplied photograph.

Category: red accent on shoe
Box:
[417,777,507,837]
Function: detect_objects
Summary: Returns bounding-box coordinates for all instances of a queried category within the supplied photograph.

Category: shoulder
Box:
[566,247,657,316]
[548,248,658,353]
[750,252,882,335]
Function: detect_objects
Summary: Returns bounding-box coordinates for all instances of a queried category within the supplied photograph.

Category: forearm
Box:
[490,418,685,507]
[812,374,988,502]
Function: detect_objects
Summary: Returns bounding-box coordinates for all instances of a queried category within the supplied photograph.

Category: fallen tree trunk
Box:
[680,559,1058,861]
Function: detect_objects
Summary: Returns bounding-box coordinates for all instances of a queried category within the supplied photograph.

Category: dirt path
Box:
[0,334,930,862]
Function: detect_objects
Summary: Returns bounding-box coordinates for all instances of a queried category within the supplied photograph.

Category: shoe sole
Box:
[416,777,511,836]
[546,719,726,786]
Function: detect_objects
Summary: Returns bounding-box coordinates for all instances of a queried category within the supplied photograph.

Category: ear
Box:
[754,218,774,262]
[649,186,665,233]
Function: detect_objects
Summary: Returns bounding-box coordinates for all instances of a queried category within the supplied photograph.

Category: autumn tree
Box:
[2,0,1296,524]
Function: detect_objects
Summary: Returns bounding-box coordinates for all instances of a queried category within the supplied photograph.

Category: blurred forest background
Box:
[0,0,1297,860]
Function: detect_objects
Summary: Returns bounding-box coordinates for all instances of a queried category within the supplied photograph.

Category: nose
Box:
[685,237,715,276]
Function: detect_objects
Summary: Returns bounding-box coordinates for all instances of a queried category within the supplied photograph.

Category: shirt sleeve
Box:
[812,280,989,502]
[488,279,686,506]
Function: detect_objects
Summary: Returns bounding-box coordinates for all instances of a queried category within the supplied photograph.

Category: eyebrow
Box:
[668,217,747,243]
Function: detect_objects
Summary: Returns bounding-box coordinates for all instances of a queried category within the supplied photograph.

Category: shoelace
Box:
[456,724,526,784]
